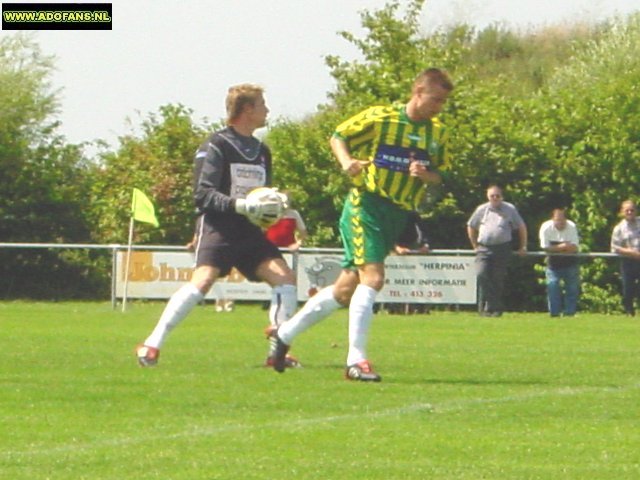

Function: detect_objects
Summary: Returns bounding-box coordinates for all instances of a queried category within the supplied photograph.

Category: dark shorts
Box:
[193,213,283,281]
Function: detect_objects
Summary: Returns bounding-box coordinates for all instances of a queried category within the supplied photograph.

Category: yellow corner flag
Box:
[131,188,159,227]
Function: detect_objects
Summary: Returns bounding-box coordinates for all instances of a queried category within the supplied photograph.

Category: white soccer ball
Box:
[245,187,287,228]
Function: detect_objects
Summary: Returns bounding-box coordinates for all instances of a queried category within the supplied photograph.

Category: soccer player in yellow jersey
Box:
[269,68,454,381]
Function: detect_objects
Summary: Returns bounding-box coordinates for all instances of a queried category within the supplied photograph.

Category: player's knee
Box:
[366,278,385,291]
[190,267,218,294]
[358,266,385,291]
[333,291,350,306]
[333,283,356,306]
[261,268,296,287]
[360,272,385,291]
[192,277,214,294]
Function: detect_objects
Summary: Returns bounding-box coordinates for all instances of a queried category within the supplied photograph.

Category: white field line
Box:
[4,382,639,459]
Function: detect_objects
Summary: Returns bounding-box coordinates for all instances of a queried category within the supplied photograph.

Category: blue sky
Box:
[1,0,638,149]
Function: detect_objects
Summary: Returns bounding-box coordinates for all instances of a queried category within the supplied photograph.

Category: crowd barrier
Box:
[0,243,620,310]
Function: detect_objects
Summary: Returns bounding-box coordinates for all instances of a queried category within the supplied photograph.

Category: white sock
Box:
[268,284,298,327]
[278,286,341,345]
[346,284,377,366]
[144,283,204,349]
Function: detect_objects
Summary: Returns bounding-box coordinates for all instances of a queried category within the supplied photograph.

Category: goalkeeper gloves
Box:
[235,194,283,227]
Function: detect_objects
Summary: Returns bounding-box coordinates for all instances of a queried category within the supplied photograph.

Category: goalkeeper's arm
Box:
[193,146,238,214]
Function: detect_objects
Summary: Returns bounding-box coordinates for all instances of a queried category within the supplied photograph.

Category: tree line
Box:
[1,0,639,312]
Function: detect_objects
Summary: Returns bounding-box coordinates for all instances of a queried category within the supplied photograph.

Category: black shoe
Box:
[265,326,290,373]
[345,360,381,382]
[264,354,301,369]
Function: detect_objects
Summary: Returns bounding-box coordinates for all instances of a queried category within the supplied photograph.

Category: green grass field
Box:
[1,302,638,479]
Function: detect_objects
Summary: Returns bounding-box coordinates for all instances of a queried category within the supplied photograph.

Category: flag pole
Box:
[122,216,135,312]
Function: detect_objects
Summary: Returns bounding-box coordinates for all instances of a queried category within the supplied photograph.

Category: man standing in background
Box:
[611,199,640,316]
[467,185,528,317]
[539,208,580,317]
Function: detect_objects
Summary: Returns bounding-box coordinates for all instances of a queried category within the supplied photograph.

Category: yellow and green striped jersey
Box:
[334,104,450,210]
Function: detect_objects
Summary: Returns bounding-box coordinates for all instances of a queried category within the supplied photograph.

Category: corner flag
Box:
[131,188,159,227]
[123,188,159,311]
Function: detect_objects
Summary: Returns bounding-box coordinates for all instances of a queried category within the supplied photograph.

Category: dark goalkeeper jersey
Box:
[191,126,273,233]
[193,126,272,215]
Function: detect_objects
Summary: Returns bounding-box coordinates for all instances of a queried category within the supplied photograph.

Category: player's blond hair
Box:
[413,68,454,92]
[226,84,264,124]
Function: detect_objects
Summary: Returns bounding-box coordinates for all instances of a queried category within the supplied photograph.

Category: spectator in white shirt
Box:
[539,208,580,317]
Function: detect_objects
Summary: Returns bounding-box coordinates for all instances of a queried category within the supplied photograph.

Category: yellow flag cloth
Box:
[131,188,159,227]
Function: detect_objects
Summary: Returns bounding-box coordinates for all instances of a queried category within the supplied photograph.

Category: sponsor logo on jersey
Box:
[230,163,267,198]
[374,144,431,172]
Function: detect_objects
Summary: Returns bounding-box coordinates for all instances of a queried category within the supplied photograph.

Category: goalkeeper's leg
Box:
[268,284,298,329]
[265,283,300,367]
[136,266,216,366]
[256,257,301,367]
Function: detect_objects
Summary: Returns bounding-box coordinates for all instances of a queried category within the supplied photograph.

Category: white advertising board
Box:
[115,251,289,300]
[296,254,476,304]
[117,251,476,304]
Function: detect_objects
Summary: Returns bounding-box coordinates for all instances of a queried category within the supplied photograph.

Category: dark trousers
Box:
[620,259,640,315]
[475,242,512,314]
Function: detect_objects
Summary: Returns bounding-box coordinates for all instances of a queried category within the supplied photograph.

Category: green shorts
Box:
[339,188,411,268]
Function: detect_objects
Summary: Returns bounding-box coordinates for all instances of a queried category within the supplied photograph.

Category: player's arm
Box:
[611,241,639,257]
[413,125,449,184]
[517,223,528,256]
[330,135,367,177]
[194,141,281,226]
[194,142,265,218]
[541,224,579,253]
[538,225,549,252]
[467,225,479,250]
[409,161,441,184]
[294,210,308,243]
[546,242,578,253]
[611,229,640,259]
[613,245,640,258]
[193,142,236,213]
[331,106,380,176]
